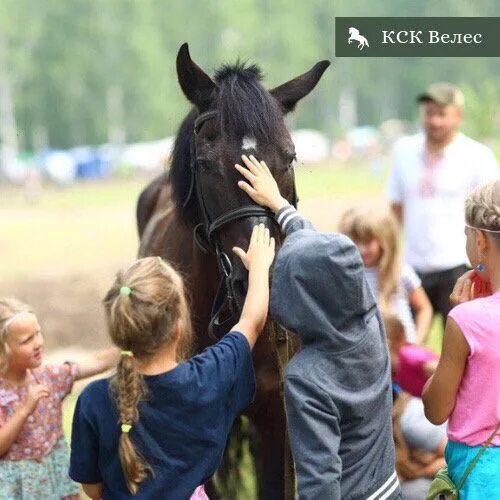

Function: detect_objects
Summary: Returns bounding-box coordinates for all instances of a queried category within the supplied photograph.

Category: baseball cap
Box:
[417,83,465,108]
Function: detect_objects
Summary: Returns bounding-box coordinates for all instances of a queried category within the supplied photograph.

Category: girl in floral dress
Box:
[0,297,119,499]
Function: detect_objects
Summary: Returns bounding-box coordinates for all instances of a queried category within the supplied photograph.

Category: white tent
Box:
[291,129,330,163]
[119,137,175,171]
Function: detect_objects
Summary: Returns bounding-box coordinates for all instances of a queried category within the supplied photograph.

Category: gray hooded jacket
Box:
[270,205,400,500]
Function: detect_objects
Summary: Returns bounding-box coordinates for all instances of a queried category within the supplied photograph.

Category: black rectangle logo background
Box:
[335,17,500,57]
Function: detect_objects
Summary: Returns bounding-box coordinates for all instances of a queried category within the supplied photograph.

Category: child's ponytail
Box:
[103,256,193,494]
[115,353,151,494]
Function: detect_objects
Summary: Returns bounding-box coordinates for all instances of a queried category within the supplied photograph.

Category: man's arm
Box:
[387,144,404,228]
[475,147,498,185]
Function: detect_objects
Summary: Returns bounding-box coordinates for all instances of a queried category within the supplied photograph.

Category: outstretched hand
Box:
[231,223,275,349]
[235,155,289,213]
[232,223,275,272]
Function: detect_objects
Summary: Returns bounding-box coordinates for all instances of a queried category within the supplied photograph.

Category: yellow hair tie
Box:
[121,423,132,433]
[121,351,133,357]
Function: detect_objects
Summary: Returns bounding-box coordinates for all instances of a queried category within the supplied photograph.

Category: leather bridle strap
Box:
[194,110,218,133]
[207,206,276,243]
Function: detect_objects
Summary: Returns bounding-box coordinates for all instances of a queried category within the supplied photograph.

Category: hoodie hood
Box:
[270,229,377,349]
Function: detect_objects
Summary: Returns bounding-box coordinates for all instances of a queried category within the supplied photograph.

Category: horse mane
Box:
[169,61,284,224]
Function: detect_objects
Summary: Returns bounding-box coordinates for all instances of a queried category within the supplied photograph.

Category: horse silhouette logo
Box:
[348,27,369,50]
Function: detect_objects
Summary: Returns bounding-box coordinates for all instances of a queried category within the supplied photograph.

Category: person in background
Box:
[392,391,446,500]
[0,297,119,499]
[385,314,445,498]
[384,313,438,398]
[423,180,500,498]
[339,206,433,344]
[387,83,498,329]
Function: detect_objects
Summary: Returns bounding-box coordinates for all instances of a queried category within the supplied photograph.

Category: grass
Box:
[295,160,388,198]
[0,177,147,210]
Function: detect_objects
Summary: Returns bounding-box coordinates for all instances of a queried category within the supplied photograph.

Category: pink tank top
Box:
[447,292,500,446]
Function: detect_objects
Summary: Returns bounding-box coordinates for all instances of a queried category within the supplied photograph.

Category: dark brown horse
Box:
[137,43,329,499]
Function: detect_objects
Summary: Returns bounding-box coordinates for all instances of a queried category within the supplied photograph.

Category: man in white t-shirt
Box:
[387,83,498,325]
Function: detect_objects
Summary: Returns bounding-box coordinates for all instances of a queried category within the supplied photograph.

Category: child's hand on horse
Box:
[235,155,289,213]
[232,223,275,272]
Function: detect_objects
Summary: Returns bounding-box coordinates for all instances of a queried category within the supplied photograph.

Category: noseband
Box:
[184,109,297,340]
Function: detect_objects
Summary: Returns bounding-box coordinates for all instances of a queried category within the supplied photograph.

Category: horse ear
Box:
[270,60,331,113]
[176,43,216,110]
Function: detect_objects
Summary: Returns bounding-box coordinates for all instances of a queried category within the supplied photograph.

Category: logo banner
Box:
[335,17,500,57]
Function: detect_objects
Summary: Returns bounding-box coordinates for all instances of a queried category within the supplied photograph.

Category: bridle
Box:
[183,109,297,340]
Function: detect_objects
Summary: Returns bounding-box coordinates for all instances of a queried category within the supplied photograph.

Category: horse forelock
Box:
[215,61,284,144]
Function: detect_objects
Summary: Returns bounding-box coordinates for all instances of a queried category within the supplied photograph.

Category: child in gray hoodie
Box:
[235,155,400,500]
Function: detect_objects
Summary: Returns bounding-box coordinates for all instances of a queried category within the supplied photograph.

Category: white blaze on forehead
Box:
[241,136,257,151]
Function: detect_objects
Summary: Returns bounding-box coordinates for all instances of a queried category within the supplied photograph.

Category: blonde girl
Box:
[0,298,118,499]
[69,224,274,499]
[339,206,433,344]
[423,180,500,498]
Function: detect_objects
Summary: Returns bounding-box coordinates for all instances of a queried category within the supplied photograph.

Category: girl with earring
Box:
[423,180,500,498]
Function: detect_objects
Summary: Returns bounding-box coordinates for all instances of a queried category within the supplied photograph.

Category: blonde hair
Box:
[339,206,401,312]
[0,298,33,374]
[103,256,193,494]
[382,312,406,345]
[465,180,500,243]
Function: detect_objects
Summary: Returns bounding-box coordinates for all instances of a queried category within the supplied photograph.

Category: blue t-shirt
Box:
[69,332,255,499]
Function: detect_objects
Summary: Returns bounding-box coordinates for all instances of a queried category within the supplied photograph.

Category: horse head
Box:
[171,43,329,334]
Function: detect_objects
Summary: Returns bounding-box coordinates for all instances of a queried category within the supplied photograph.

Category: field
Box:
[0,159,442,497]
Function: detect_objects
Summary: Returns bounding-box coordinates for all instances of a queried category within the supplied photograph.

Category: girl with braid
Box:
[423,179,500,498]
[69,224,275,499]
